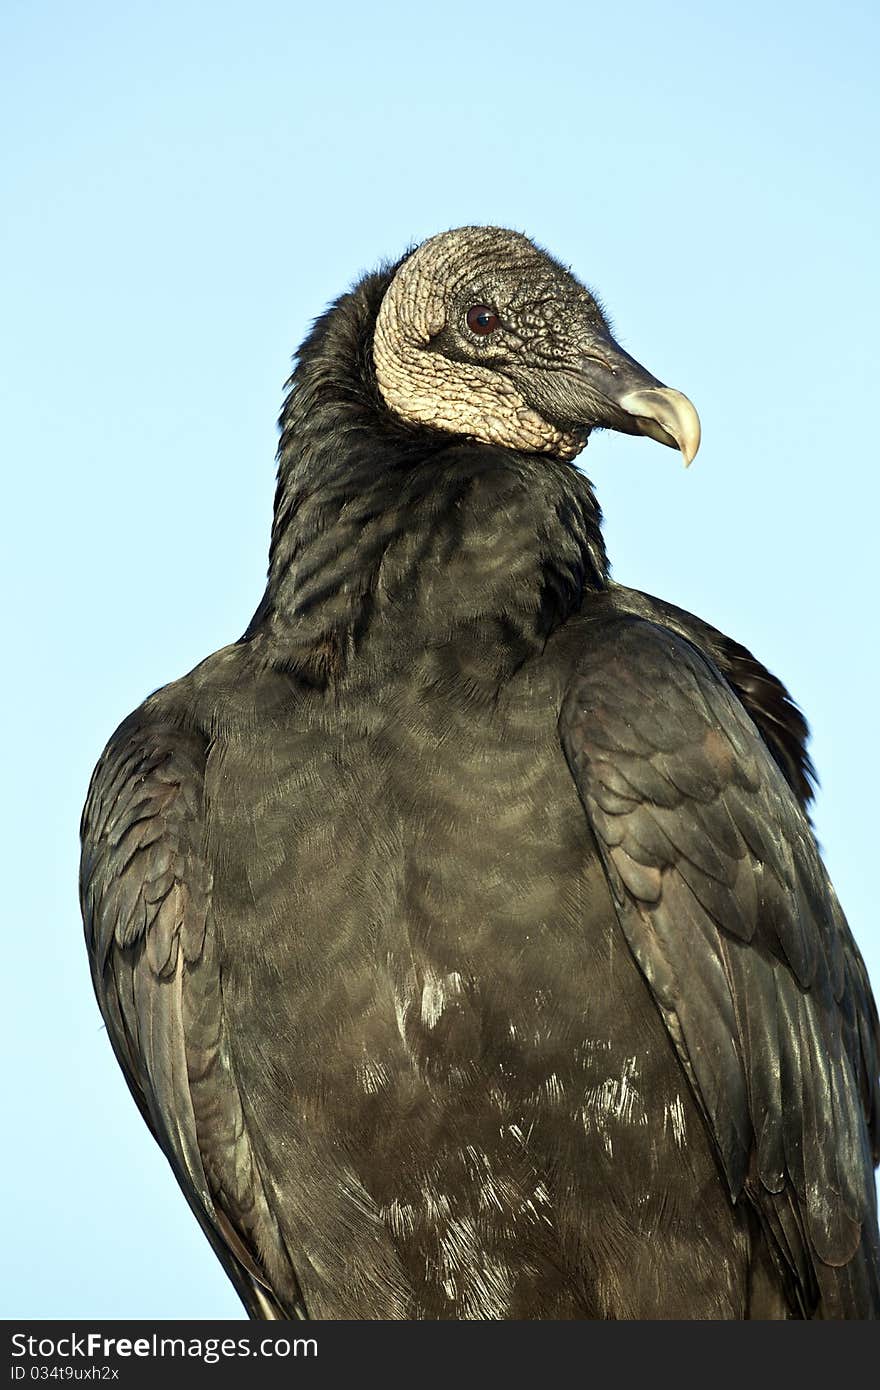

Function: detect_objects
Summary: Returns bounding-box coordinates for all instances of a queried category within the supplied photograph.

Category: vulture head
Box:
[373,226,700,465]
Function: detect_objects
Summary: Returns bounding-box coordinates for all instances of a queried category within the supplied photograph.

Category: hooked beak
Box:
[616,384,701,467]
[512,329,701,466]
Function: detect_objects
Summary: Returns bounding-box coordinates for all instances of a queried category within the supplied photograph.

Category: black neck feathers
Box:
[245,269,608,686]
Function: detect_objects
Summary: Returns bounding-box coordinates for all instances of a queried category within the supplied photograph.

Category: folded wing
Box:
[80,712,306,1319]
[560,615,880,1316]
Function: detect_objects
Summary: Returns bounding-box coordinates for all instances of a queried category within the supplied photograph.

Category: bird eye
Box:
[466,305,500,336]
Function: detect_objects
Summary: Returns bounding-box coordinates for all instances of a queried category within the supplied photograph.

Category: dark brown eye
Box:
[466,304,500,336]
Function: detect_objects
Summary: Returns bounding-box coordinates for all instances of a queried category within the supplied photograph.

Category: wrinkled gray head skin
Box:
[374,226,700,465]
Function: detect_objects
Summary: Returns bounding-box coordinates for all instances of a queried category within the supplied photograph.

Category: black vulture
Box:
[81,226,880,1319]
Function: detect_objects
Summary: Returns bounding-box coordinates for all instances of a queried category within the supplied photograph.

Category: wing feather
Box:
[560,615,880,1315]
[80,712,306,1319]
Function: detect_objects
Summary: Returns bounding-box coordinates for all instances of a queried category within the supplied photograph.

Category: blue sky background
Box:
[3,0,878,1318]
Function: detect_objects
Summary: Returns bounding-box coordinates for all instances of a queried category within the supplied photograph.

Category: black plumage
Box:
[81,227,880,1318]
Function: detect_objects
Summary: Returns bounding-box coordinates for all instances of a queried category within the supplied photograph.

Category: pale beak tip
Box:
[619,386,701,468]
[680,411,701,468]
[667,391,701,468]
